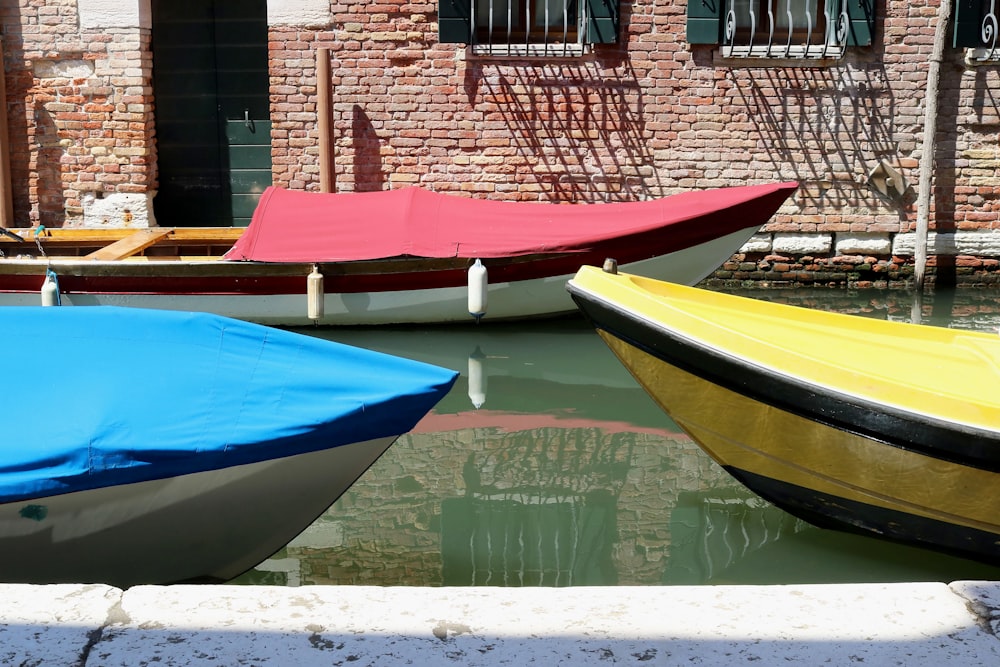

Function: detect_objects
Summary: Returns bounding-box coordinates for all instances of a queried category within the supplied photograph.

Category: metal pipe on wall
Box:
[318,47,334,193]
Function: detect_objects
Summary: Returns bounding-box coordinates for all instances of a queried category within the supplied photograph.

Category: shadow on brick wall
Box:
[352,104,385,192]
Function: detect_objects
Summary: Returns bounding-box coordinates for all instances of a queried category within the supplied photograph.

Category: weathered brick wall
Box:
[1,0,154,228]
[267,1,1000,285]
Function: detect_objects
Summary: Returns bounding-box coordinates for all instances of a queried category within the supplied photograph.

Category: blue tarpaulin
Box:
[1,306,457,504]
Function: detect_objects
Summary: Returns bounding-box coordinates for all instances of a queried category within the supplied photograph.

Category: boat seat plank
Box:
[84,229,174,260]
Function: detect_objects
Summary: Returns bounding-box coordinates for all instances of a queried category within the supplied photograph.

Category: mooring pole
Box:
[914,0,952,292]
[318,47,334,193]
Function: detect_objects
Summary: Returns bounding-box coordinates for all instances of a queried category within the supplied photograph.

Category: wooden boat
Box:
[567,264,1000,563]
[0,306,456,587]
[0,182,796,325]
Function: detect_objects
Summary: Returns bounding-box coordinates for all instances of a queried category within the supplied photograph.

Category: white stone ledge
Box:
[835,232,893,256]
[893,231,1000,257]
[2,582,999,665]
[771,233,833,255]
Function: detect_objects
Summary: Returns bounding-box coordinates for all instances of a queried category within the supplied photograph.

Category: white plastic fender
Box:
[307,265,324,321]
[41,271,60,307]
[468,259,488,320]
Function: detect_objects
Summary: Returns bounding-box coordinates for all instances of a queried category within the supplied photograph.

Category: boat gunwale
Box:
[0,228,762,295]
[567,280,1000,474]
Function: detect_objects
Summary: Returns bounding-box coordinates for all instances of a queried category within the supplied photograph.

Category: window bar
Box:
[748,1,757,54]
[724,0,744,56]
[820,0,836,60]
[489,0,496,50]
[724,1,735,54]
[524,0,530,51]
[827,0,848,60]
[471,0,477,47]
[837,0,851,57]
[563,2,587,56]
[783,0,794,57]
[563,0,569,57]
[765,0,776,57]
[805,1,814,56]
[982,0,999,61]
[544,0,550,48]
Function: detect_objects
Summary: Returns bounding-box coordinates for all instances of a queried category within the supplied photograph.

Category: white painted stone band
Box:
[76,0,332,30]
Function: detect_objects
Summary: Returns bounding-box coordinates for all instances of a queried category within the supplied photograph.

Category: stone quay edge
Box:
[2,581,999,666]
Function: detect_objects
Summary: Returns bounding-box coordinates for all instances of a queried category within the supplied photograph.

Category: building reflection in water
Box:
[239,300,1000,587]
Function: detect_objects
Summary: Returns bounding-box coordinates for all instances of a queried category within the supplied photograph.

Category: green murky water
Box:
[233,286,1000,586]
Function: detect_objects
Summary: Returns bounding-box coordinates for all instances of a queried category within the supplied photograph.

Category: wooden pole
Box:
[0,36,14,227]
[914,0,952,292]
[317,48,334,193]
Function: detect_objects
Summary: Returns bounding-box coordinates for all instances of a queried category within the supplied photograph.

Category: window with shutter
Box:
[438,0,618,56]
[953,0,999,62]
[687,0,874,60]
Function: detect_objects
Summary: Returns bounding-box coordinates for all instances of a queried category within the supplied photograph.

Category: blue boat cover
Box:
[1,307,457,504]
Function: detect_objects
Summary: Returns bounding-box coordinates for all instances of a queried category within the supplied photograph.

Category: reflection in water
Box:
[665,491,807,585]
[441,491,617,587]
[723,285,1000,331]
[235,290,1000,587]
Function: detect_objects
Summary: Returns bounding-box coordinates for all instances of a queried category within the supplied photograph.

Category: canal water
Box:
[233,287,1000,587]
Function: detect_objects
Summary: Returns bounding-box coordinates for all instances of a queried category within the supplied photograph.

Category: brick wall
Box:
[1,0,154,228]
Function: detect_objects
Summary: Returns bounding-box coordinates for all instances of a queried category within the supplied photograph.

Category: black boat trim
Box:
[725,466,1000,563]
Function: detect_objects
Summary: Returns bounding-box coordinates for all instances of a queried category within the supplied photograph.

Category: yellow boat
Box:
[566,264,1000,563]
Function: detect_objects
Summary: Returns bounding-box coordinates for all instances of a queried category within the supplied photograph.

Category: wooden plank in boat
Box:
[0,227,242,245]
[84,229,175,260]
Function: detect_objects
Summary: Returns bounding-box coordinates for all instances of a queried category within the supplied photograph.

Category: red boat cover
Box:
[225,182,798,263]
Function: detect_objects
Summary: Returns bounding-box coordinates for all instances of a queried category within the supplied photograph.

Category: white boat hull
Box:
[0,227,757,325]
[0,436,397,587]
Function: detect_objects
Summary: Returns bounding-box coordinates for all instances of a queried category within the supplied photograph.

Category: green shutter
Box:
[843,0,874,47]
[687,0,722,45]
[953,0,989,48]
[586,0,619,44]
[439,0,471,43]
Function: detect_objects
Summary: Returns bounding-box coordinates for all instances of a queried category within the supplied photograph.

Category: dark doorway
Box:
[151,0,272,227]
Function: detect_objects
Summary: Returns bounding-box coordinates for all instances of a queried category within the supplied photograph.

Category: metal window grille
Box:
[965,0,999,63]
[471,0,587,57]
[722,0,850,59]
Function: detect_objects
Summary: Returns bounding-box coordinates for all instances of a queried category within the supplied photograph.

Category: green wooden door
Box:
[151,0,271,227]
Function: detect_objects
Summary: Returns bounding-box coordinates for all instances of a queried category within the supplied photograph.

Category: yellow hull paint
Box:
[570,267,1000,433]
[599,332,1000,539]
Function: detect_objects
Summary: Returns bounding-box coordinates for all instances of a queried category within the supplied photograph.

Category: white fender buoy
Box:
[41,271,60,307]
[468,259,487,321]
[307,264,324,321]
[467,346,486,409]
